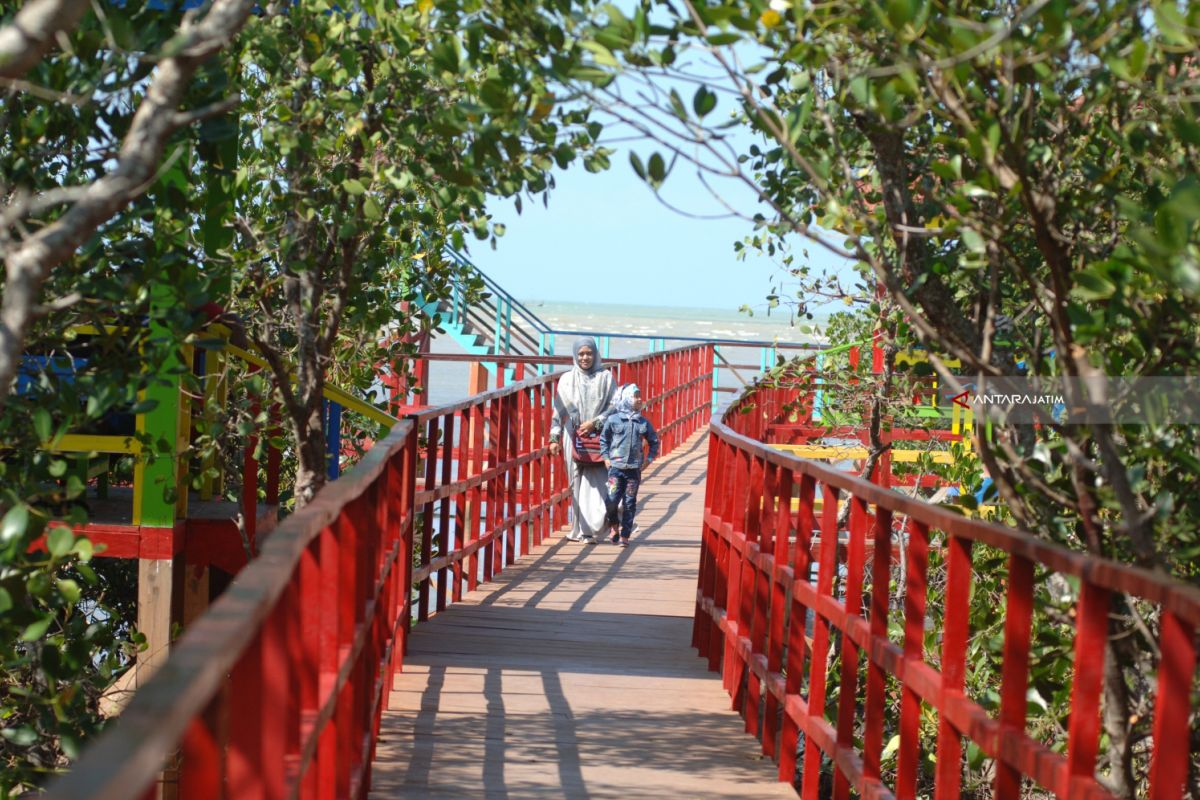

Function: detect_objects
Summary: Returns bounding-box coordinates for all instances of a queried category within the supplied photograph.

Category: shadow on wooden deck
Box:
[369,432,796,800]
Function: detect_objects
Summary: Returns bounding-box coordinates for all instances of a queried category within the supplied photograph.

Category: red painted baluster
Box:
[261,595,288,800]
[742,454,766,737]
[339,513,360,652]
[693,430,719,654]
[780,472,816,784]
[800,483,840,800]
[1147,611,1197,800]
[862,506,894,790]
[468,402,485,591]
[519,385,532,554]
[400,431,418,659]
[451,411,466,603]
[711,440,732,674]
[762,464,792,761]
[504,392,518,566]
[723,448,751,702]
[536,384,549,544]
[334,680,351,797]
[994,554,1035,799]
[297,538,322,794]
[897,520,931,800]
[436,412,453,612]
[1064,581,1110,796]
[832,496,869,800]
[933,532,974,798]
[418,417,438,621]
[179,693,225,800]
[702,433,727,671]
[484,399,499,582]
[227,632,265,798]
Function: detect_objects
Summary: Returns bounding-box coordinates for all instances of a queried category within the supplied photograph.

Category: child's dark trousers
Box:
[604,466,641,539]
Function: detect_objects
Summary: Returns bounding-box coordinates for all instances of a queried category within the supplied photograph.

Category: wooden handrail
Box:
[45,420,416,800]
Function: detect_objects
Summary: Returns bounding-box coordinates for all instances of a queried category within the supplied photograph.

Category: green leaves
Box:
[0,505,29,546]
[20,616,53,642]
[629,151,669,189]
[47,527,74,559]
[1072,269,1117,301]
[693,85,717,118]
[34,408,53,444]
[431,37,461,74]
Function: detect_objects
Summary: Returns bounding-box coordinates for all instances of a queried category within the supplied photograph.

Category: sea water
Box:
[420,299,825,409]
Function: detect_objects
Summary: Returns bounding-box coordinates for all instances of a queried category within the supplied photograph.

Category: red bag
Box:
[572,429,605,465]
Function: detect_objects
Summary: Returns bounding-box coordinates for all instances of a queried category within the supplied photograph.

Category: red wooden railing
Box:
[616,344,714,455]
[45,344,712,800]
[694,397,1200,799]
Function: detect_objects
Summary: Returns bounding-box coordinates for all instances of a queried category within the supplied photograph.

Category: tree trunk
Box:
[1102,614,1138,799]
[292,398,326,507]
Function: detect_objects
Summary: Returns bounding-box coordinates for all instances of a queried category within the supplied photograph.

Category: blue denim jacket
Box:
[600,413,660,469]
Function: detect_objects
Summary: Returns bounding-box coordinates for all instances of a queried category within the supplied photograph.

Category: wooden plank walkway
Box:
[369,431,796,799]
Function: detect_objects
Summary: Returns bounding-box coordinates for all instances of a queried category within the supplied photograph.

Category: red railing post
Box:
[1065,581,1110,796]
[504,392,518,566]
[227,631,265,798]
[452,410,467,603]
[897,518,930,800]
[861,505,893,788]
[933,533,974,797]
[436,412,453,612]
[995,553,1035,799]
[744,456,768,740]
[1148,612,1197,800]
[800,483,839,800]
[722,448,751,702]
[832,495,869,800]
[468,402,485,592]
[418,417,437,621]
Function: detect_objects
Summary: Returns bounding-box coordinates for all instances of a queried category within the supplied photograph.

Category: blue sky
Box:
[472,138,854,313]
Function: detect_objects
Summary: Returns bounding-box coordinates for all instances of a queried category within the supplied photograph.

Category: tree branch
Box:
[0,0,90,81]
[0,0,258,408]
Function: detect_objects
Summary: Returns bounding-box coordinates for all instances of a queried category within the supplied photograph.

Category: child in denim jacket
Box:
[600,384,660,547]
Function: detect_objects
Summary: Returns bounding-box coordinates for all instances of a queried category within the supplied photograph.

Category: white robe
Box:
[552,368,616,539]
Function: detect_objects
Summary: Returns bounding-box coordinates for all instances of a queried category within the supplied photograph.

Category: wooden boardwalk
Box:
[369,431,796,799]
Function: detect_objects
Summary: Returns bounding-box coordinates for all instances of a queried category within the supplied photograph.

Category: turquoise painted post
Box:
[712,344,721,411]
[537,332,546,376]
[502,298,512,353]
[493,296,503,354]
[601,336,610,359]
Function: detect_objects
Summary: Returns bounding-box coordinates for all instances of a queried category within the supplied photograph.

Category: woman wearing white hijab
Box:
[548,337,616,542]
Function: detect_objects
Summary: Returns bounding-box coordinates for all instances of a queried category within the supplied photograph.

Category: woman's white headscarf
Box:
[566,337,610,423]
[572,336,602,375]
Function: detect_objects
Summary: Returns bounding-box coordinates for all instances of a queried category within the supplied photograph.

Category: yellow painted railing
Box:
[771,444,956,465]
